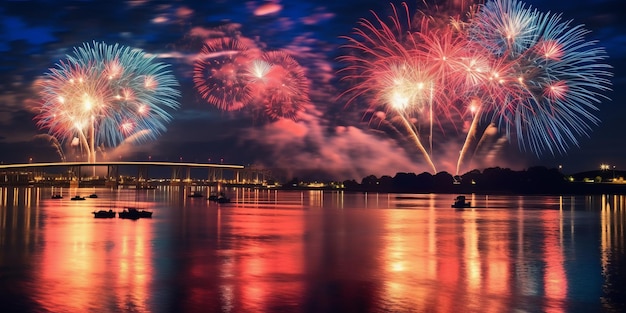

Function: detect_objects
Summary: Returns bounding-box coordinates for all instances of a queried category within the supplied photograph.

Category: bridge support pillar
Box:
[171,166,184,185]
[137,165,149,187]
[106,165,119,188]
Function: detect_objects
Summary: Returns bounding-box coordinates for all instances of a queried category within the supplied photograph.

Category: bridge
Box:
[0,161,271,187]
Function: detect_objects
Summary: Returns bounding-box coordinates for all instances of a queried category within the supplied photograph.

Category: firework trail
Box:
[34,134,66,162]
[340,0,612,174]
[35,41,181,163]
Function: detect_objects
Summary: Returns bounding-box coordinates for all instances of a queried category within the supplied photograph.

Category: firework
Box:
[193,37,259,111]
[467,0,612,157]
[338,2,460,173]
[339,0,612,174]
[35,41,181,163]
[192,28,311,122]
[247,51,310,121]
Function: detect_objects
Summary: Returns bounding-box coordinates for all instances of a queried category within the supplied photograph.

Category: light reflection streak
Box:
[117,221,151,310]
[542,209,567,313]
[309,190,323,207]
[435,210,461,312]
[463,209,481,298]
[516,205,537,297]
[600,194,625,293]
[576,193,624,311]
[601,194,610,273]
[381,207,423,310]
[221,206,305,312]
[427,205,437,278]
[0,187,41,255]
[484,210,510,313]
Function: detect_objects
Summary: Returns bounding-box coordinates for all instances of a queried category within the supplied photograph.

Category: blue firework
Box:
[36,41,181,161]
[469,0,613,155]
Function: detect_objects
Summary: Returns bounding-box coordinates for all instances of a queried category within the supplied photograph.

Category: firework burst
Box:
[193,37,259,112]
[468,0,613,157]
[247,51,310,121]
[338,2,465,173]
[35,41,181,163]
[193,28,311,122]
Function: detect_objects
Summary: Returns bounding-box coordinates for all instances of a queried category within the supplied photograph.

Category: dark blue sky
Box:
[0,0,623,180]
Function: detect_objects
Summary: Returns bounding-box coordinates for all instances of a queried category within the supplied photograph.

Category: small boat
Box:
[188,191,204,198]
[88,194,98,198]
[208,193,230,204]
[118,207,153,219]
[92,210,116,218]
[217,196,231,203]
[71,195,86,201]
[451,195,471,208]
[51,187,63,199]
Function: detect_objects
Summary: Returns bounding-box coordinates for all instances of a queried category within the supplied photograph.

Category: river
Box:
[0,187,624,312]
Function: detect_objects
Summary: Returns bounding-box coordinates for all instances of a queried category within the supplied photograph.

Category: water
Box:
[0,187,624,313]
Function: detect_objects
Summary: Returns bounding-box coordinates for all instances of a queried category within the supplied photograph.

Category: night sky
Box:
[0,0,624,180]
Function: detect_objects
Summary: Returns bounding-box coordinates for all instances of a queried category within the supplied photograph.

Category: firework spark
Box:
[35,41,181,163]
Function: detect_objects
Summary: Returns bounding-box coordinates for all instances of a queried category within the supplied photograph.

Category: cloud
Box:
[253,2,283,17]
[239,110,426,181]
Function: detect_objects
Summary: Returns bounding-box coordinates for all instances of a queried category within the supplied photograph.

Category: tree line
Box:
[284,166,626,195]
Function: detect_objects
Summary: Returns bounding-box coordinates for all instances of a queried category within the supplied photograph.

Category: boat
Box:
[92,210,116,218]
[208,192,231,204]
[71,195,86,201]
[451,195,471,208]
[217,196,231,203]
[88,194,98,198]
[188,191,204,198]
[118,207,153,219]
[51,187,63,199]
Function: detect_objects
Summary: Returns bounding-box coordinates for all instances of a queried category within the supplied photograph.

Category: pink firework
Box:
[338,2,479,173]
[193,37,260,111]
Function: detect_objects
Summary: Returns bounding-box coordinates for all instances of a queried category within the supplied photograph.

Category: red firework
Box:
[193,37,260,111]
[247,50,310,121]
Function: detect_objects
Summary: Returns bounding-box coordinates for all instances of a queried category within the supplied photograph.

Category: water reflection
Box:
[36,193,154,312]
[0,188,624,312]
[600,194,625,312]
